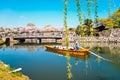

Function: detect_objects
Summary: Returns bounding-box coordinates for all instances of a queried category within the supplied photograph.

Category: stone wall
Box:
[109,29,120,42]
[74,29,120,43]
[99,29,111,37]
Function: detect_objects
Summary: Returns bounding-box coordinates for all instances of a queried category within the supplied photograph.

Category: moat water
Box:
[0,43,120,80]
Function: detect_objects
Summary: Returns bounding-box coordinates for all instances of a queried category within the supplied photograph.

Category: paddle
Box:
[79,46,112,62]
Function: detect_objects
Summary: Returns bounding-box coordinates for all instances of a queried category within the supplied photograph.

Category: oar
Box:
[79,46,112,62]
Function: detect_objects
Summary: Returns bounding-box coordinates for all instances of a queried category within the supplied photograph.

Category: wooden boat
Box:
[45,45,90,56]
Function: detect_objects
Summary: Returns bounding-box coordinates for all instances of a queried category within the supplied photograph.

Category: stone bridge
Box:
[12,34,62,43]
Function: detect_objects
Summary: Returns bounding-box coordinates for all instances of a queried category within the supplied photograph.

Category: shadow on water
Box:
[45,48,90,61]
[5,38,10,46]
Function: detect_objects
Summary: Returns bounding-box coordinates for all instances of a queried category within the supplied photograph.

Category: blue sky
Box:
[0,0,120,28]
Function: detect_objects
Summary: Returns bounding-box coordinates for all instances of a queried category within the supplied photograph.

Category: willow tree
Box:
[63,0,69,49]
[97,43,101,64]
[75,0,85,38]
[92,0,99,36]
[92,0,98,26]
[108,0,111,17]
[63,0,72,79]
[76,0,82,25]
[86,0,91,19]
[86,0,93,36]
[92,0,100,58]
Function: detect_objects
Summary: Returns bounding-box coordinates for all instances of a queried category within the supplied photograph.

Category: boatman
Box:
[75,41,79,50]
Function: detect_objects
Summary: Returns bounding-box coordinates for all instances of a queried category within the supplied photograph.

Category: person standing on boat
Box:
[75,41,79,50]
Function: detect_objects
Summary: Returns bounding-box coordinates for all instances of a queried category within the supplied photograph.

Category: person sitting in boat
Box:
[75,41,79,50]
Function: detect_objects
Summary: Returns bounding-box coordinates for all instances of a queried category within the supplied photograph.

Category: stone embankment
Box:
[74,29,120,43]
[109,29,120,42]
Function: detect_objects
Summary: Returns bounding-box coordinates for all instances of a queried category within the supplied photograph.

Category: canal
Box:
[0,43,120,80]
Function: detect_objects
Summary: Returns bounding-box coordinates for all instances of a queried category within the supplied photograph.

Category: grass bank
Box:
[0,61,30,80]
[0,39,5,45]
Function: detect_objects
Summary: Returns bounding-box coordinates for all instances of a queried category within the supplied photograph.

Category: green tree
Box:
[75,25,81,35]
[110,8,120,28]
[99,8,120,28]
[84,19,93,26]
[83,19,93,36]
[75,25,85,36]
[99,18,114,27]
[75,19,94,36]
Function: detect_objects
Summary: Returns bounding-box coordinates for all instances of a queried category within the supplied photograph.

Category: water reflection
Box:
[45,48,90,60]
[85,54,89,76]
[45,47,90,80]
[96,43,101,64]
[70,42,120,75]
[90,43,120,64]
[0,44,45,52]
[66,53,72,79]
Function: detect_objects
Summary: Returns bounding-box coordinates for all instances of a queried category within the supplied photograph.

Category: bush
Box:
[0,40,5,45]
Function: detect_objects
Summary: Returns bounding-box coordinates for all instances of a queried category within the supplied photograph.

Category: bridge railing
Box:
[13,34,63,38]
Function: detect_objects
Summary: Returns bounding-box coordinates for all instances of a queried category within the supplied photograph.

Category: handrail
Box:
[13,34,62,38]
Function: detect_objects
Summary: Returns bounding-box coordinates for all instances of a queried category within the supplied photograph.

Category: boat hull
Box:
[45,46,90,56]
